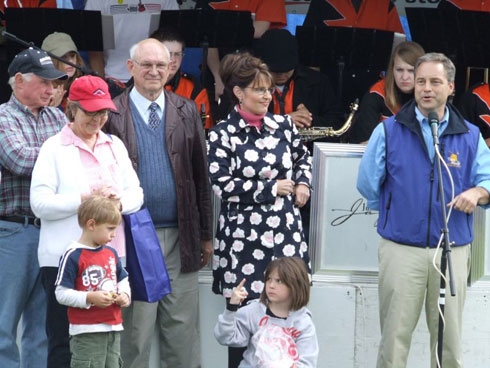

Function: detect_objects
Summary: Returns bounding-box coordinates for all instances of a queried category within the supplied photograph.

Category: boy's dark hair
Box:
[260,257,310,311]
[78,195,122,228]
[150,25,186,48]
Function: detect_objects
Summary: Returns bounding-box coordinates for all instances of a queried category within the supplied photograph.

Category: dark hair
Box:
[52,52,85,79]
[51,51,86,108]
[219,52,273,105]
[260,257,310,311]
[78,195,122,228]
[384,41,425,112]
[150,25,186,48]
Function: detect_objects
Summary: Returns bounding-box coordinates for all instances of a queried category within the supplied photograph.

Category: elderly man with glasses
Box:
[103,38,213,368]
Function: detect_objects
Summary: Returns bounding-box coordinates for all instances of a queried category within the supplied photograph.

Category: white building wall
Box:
[193,282,490,368]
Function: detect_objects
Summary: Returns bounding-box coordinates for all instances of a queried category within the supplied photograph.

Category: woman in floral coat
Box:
[208,53,313,302]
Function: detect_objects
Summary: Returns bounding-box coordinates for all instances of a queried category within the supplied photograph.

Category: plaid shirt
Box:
[0,94,68,216]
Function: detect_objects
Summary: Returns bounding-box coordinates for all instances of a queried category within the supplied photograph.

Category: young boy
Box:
[55,195,131,367]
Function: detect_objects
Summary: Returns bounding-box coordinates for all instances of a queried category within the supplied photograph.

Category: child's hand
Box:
[230,279,248,305]
[87,291,114,308]
[48,83,66,107]
[114,292,130,307]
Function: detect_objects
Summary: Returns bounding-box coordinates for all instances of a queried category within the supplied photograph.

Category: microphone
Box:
[2,31,35,49]
[428,111,439,144]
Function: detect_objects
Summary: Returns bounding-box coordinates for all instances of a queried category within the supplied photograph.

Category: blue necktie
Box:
[148,102,160,129]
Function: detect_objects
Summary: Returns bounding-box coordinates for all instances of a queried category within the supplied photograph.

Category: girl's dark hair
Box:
[219,52,273,105]
[260,257,310,311]
[384,41,425,112]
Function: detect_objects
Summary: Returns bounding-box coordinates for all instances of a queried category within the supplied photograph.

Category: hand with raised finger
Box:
[230,279,248,305]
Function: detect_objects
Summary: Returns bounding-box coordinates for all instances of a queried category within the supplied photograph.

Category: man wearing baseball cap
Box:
[0,47,68,367]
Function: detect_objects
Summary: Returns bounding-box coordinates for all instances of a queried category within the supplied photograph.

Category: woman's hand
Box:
[83,185,121,201]
[96,185,120,200]
[276,179,295,196]
[81,186,122,210]
[293,184,310,208]
[230,279,248,305]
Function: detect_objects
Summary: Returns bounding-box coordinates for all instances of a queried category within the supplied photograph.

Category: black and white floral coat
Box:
[208,108,312,299]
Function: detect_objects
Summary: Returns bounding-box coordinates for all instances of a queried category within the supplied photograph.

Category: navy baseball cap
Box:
[8,48,67,80]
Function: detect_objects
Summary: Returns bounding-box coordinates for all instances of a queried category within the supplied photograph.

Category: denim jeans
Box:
[0,220,47,368]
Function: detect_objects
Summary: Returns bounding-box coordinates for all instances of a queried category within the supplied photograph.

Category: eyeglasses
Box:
[79,108,109,118]
[244,87,275,96]
[169,51,184,59]
[132,60,169,72]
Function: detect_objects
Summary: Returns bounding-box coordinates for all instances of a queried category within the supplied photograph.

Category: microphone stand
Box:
[2,31,97,76]
[432,123,456,368]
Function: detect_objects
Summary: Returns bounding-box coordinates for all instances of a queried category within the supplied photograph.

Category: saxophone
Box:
[299,99,359,142]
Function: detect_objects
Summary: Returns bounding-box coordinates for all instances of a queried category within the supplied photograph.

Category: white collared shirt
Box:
[129,88,166,126]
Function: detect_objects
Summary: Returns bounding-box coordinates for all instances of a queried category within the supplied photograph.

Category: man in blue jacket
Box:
[357,53,490,368]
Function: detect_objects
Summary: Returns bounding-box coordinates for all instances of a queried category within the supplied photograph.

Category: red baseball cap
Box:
[69,75,117,112]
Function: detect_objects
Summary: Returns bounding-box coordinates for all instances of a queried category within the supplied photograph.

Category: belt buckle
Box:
[33,217,41,228]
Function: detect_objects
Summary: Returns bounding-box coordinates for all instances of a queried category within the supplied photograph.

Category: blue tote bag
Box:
[124,208,172,302]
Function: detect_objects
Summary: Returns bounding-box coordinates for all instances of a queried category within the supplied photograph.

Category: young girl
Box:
[214,257,318,368]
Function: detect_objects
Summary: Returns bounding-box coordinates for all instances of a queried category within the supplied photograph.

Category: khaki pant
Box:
[377,239,470,368]
[70,331,121,368]
[121,227,201,368]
